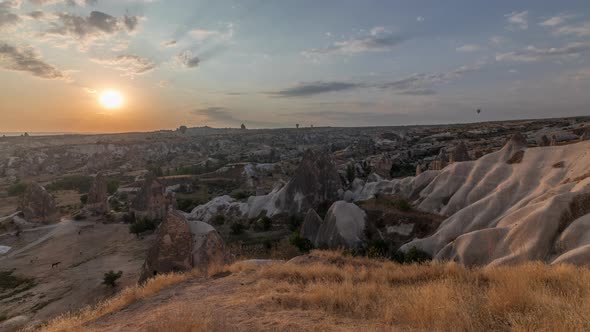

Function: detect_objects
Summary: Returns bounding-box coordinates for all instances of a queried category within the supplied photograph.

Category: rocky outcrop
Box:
[314,201,366,248]
[130,173,176,221]
[139,210,193,282]
[275,149,342,214]
[84,173,108,215]
[18,182,58,224]
[187,220,228,272]
[449,141,470,163]
[399,140,590,267]
[300,209,322,243]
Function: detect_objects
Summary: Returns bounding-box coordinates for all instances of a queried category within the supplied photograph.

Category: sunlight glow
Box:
[99,90,124,109]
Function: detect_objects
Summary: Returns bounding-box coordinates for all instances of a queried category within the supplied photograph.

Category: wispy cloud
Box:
[496,42,590,62]
[0,0,21,29]
[302,26,406,58]
[554,22,590,37]
[505,10,528,30]
[539,13,574,27]
[176,50,199,68]
[456,44,483,53]
[271,62,484,97]
[91,54,156,76]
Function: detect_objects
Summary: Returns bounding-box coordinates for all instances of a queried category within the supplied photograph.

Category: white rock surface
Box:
[314,201,366,248]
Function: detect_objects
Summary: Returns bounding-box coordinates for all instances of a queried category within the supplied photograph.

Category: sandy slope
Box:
[0,221,153,328]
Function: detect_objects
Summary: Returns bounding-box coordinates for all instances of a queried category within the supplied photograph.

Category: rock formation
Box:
[449,141,470,163]
[275,149,342,214]
[300,209,322,243]
[314,201,366,248]
[539,135,551,146]
[18,182,59,224]
[139,210,193,282]
[187,220,228,272]
[84,172,108,215]
[550,134,558,146]
[130,173,176,220]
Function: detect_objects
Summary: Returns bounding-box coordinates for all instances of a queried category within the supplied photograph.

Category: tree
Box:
[346,164,356,183]
[241,123,246,130]
[296,123,299,129]
[103,270,123,287]
[178,125,187,134]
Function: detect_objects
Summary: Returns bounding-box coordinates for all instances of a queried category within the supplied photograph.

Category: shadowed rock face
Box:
[18,182,58,224]
[277,149,342,214]
[300,209,322,243]
[139,210,193,282]
[188,220,228,272]
[314,201,366,248]
[85,173,108,215]
[131,173,176,220]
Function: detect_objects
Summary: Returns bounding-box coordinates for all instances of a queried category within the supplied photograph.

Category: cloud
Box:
[302,26,406,58]
[416,16,424,22]
[554,22,590,37]
[91,54,156,76]
[189,25,234,44]
[0,1,21,29]
[28,0,97,6]
[176,50,199,68]
[496,42,590,62]
[45,11,140,46]
[161,39,177,48]
[539,13,574,27]
[190,106,279,128]
[0,42,65,79]
[505,10,528,30]
[270,81,362,97]
[271,62,484,98]
[489,36,507,45]
[456,44,483,52]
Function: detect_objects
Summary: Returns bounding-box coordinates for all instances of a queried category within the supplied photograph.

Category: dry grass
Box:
[37,250,590,331]
[255,251,590,331]
[38,269,204,332]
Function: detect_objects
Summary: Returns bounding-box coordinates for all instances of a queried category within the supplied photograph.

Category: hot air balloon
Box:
[476,109,481,114]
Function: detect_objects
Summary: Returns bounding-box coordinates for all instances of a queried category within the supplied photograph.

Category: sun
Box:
[99,90,124,109]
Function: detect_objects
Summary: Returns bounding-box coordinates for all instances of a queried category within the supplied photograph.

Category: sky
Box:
[1,0,590,132]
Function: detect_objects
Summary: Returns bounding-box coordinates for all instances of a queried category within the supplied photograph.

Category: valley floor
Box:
[39,251,590,332]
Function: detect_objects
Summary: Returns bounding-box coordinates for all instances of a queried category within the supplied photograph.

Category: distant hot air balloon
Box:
[476,109,481,114]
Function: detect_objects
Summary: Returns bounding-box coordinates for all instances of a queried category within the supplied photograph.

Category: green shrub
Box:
[46,175,93,193]
[288,215,303,232]
[176,198,199,213]
[73,213,85,221]
[213,214,225,225]
[252,216,273,232]
[102,270,123,287]
[402,246,432,264]
[106,180,119,195]
[129,217,159,236]
[230,222,246,235]
[7,182,26,196]
[231,190,250,200]
[395,199,412,212]
[79,194,88,204]
[289,231,314,253]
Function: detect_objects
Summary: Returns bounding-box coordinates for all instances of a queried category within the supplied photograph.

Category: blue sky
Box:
[1,0,590,132]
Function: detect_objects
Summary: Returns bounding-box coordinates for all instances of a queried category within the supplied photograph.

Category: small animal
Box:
[51,262,61,269]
